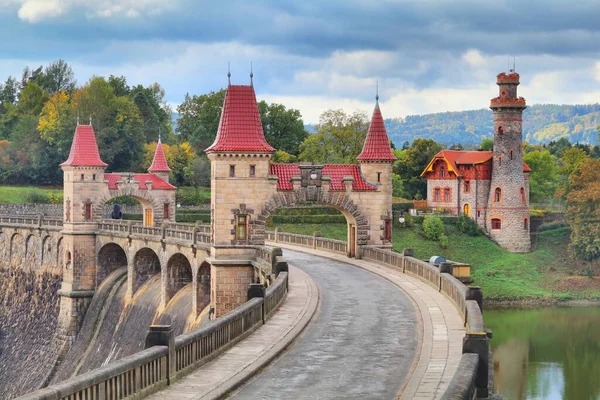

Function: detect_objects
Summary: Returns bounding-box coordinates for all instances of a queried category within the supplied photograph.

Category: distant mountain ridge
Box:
[305,104,600,147]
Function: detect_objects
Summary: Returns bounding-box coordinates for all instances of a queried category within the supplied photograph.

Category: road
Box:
[231,249,418,400]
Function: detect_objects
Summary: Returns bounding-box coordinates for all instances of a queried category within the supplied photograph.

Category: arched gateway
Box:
[206,80,396,316]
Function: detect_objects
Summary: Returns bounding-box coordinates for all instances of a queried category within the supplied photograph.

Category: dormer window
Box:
[440,165,446,178]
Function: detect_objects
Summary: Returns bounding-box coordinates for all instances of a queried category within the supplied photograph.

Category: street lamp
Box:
[398,210,405,226]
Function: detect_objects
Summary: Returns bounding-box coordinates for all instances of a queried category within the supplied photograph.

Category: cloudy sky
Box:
[1,0,600,123]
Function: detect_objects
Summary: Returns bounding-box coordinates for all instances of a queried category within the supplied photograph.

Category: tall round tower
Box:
[487,72,531,252]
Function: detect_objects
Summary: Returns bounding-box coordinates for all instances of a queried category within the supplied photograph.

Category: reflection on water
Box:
[486,307,600,400]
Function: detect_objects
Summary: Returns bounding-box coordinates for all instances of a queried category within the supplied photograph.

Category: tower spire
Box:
[227,62,231,87]
[250,62,254,87]
[376,81,379,102]
[77,110,80,125]
[89,114,92,126]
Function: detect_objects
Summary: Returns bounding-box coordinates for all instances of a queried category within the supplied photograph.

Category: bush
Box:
[439,233,449,249]
[275,207,341,216]
[26,191,50,204]
[48,191,63,204]
[270,214,347,224]
[392,202,413,213]
[176,213,211,223]
[457,215,481,236]
[422,216,444,240]
[538,220,569,232]
[122,213,143,221]
[107,196,139,206]
[176,187,211,205]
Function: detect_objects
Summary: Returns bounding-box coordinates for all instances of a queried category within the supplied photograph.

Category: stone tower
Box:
[59,123,108,341]
[487,72,531,252]
[148,137,171,183]
[357,94,397,245]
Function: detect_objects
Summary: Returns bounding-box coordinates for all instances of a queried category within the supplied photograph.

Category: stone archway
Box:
[253,188,370,257]
[96,187,165,227]
[25,234,40,267]
[10,233,24,263]
[97,243,128,288]
[132,247,161,294]
[165,253,193,302]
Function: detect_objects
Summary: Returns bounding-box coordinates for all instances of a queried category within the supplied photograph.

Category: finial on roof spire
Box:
[89,114,92,126]
[376,81,379,102]
[227,62,231,87]
[158,126,162,143]
[250,62,254,87]
[77,110,80,125]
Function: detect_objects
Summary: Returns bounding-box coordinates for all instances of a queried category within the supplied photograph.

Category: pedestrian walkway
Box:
[270,243,465,400]
[146,265,319,400]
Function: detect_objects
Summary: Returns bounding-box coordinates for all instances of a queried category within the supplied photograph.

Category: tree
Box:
[258,101,308,155]
[393,138,443,199]
[272,150,297,163]
[176,90,226,152]
[143,141,195,185]
[42,59,76,94]
[18,81,49,116]
[480,137,494,151]
[523,150,560,202]
[298,109,369,163]
[130,83,173,143]
[108,75,130,97]
[566,159,600,260]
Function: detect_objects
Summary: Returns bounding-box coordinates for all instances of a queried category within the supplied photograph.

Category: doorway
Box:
[463,203,471,217]
[144,209,154,227]
[349,223,356,258]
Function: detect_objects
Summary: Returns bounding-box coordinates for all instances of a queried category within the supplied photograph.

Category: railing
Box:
[267,230,347,255]
[266,230,490,398]
[18,346,170,400]
[18,270,289,400]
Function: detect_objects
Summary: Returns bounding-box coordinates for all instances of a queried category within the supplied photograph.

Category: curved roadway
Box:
[232,249,418,399]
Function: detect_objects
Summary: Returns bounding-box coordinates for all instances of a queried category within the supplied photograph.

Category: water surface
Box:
[486,307,600,400]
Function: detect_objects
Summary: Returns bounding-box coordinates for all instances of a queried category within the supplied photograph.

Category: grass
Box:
[273,221,600,302]
[0,186,61,204]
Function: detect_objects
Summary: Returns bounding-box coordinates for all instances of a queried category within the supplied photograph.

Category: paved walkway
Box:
[231,249,419,400]
[146,265,319,400]
[265,244,465,400]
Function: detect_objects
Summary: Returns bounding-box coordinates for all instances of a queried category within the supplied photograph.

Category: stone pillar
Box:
[211,263,254,317]
[463,332,490,398]
[145,325,175,384]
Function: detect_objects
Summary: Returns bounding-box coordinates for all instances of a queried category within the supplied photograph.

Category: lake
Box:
[486,307,600,400]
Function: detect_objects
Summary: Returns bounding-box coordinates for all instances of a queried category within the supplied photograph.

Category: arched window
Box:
[464,203,471,216]
[440,165,446,178]
[524,218,529,231]
[494,187,502,203]
[497,126,504,135]
[434,187,441,202]
[510,150,514,160]
[491,218,502,230]
[520,187,526,204]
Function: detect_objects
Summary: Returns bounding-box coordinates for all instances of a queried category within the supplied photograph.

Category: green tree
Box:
[393,138,443,199]
[298,109,369,163]
[523,150,560,202]
[176,89,226,152]
[42,59,76,94]
[480,137,494,151]
[258,101,308,155]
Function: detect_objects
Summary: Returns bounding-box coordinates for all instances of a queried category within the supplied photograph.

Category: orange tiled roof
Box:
[148,139,171,173]
[357,101,396,161]
[104,173,176,190]
[60,125,108,167]
[421,150,531,177]
[269,164,376,191]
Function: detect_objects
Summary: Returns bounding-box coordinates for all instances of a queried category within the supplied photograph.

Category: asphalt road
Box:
[231,249,418,400]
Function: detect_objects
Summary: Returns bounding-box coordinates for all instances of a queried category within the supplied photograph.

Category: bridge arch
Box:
[97,243,128,287]
[25,234,40,267]
[165,253,193,303]
[96,187,168,227]
[132,247,161,294]
[256,189,370,257]
[196,261,211,315]
[41,235,52,268]
[10,232,24,262]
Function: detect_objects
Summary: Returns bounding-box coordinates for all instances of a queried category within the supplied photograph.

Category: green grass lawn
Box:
[0,186,62,204]
[273,221,600,302]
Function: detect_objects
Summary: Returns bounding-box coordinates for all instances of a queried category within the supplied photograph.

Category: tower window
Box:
[249,165,256,176]
[497,126,504,135]
[510,150,514,160]
[440,165,445,178]
[494,187,502,203]
[92,174,96,181]
[236,215,248,240]
[84,203,92,221]
[491,218,502,230]
[464,180,471,193]
[163,203,170,220]
[434,188,441,202]
[81,173,85,181]
[498,156,502,166]
[477,210,481,218]
[229,165,235,177]
[377,172,381,182]
[524,218,529,231]
[444,188,451,202]
[520,187,526,204]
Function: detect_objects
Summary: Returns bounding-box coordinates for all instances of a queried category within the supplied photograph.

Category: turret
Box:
[487,71,531,252]
[148,137,171,182]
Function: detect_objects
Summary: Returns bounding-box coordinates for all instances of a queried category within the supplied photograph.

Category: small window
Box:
[434,188,441,202]
[464,181,471,193]
[498,126,504,135]
[229,165,235,177]
[498,156,502,166]
[477,210,481,218]
[377,172,381,183]
[440,165,446,178]
[85,203,92,221]
[510,150,514,160]
[524,218,529,231]
[520,187,526,204]
[444,188,451,202]
[494,187,501,203]
[92,174,96,181]
[81,174,85,181]
[249,165,256,177]
[491,218,501,230]
[236,215,248,240]
[163,203,170,220]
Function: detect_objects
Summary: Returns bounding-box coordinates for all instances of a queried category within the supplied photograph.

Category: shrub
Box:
[392,202,413,213]
[107,196,139,206]
[422,216,444,240]
[176,187,211,205]
[26,191,50,204]
[270,214,346,224]
[176,213,211,223]
[538,220,569,232]
[439,233,449,249]
[48,191,63,204]
[122,213,143,221]
[457,215,481,236]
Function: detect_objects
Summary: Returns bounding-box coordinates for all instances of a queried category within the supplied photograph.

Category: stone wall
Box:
[0,203,146,218]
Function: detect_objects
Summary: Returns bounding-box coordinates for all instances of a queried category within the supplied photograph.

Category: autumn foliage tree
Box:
[566,158,600,261]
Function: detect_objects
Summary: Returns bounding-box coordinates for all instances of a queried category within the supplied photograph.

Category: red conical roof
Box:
[205,85,275,153]
[148,139,171,173]
[60,124,108,167]
[357,100,396,162]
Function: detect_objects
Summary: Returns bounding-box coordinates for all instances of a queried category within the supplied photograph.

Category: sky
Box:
[1,0,600,123]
